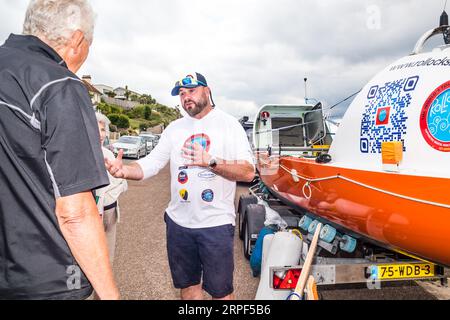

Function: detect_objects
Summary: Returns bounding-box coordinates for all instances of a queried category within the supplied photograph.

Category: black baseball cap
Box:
[171,72,208,96]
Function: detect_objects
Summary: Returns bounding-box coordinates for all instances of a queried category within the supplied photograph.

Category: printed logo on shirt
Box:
[179,189,189,201]
[201,189,214,203]
[198,170,217,180]
[178,171,188,184]
[183,133,211,152]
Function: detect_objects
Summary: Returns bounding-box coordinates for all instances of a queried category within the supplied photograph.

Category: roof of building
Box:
[82,80,102,95]
[94,84,114,91]
[113,87,141,96]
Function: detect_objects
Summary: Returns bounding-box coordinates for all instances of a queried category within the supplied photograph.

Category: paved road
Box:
[113,164,259,300]
[113,163,449,300]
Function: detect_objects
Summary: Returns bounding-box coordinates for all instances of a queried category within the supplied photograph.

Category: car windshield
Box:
[118,137,139,144]
[140,135,155,141]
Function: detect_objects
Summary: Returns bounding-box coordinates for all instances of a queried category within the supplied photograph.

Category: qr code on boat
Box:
[360,76,418,153]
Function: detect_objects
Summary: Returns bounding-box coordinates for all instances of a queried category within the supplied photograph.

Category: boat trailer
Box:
[238,182,450,299]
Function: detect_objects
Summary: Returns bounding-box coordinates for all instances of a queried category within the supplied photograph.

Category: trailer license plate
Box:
[375,263,435,280]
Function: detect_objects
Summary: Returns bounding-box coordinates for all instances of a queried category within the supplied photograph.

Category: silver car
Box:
[139,134,157,153]
[113,136,147,159]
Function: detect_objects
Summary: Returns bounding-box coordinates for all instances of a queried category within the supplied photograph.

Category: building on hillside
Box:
[82,75,144,107]
[113,87,142,101]
[94,84,114,96]
[82,75,102,105]
[114,94,127,101]
[113,87,126,97]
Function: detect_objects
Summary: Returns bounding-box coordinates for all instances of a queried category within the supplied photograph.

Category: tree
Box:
[107,113,120,125]
[156,105,169,113]
[108,113,130,129]
[124,85,130,101]
[139,94,156,105]
[144,105,152,120]
[110,104,123,114]
[97,102,123,116]
[126,105,145,119]
[117,115,130,129]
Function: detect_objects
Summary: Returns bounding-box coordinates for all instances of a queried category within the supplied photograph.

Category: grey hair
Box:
[95,112,111,135]
[22,0,96,47]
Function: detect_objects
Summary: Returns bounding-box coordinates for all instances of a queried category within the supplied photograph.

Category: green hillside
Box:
[97,101,181,134]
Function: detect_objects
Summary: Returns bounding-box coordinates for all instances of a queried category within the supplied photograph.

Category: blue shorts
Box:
[164,213,235,298]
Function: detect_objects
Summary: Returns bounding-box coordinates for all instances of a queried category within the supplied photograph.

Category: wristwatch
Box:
[208,157,218,169]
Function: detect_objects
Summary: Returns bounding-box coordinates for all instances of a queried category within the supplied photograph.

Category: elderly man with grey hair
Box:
[0,0,119,299]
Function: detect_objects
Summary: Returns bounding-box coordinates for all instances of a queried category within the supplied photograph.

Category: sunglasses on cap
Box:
[178,76,207,87]
[171,72,211,99]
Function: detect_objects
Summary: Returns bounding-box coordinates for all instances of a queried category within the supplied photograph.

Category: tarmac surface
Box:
[113,163,449,300]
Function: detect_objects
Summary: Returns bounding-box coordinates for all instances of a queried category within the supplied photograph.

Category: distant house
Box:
[82,75,102,105]
[113,87,142,101]
[114,94,127,101]
[113,87,126,97]
[81,76,142,109]
[94,84,114,96]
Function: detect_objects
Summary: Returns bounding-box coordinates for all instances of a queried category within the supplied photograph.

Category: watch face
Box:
[209,158,217,167]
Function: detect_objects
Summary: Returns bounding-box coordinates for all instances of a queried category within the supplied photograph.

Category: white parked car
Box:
[113,136,147,159]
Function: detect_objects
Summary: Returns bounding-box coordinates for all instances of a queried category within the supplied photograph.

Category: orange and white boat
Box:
[253,25,450,267]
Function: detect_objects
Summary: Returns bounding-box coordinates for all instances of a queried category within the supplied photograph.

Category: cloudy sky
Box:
[1,0,447,119]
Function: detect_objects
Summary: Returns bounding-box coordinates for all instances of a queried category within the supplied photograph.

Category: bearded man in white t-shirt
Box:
[105,72,255,300]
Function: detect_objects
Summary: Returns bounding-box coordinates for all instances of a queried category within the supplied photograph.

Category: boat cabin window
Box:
[271,118,305,148]
[305,110,326,145]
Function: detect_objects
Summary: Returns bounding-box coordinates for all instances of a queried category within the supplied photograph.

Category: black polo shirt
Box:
[0,34,109,299]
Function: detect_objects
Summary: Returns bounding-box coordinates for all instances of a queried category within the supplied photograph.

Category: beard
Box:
[182,97,209,117]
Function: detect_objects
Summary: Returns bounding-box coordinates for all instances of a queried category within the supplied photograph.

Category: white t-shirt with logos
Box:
[137,108,254,229]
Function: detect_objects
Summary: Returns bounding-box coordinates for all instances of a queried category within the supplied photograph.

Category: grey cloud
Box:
[1,0,447,121]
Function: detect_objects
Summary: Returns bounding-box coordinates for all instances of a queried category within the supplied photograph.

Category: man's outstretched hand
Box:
[105,149,126,178]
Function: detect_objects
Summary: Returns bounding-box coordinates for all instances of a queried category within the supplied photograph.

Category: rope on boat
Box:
[267,163,450,210]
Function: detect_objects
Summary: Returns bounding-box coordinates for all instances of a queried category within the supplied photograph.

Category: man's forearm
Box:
[211,160,255,182]
[56,193,119,300]
[123,162,145,180]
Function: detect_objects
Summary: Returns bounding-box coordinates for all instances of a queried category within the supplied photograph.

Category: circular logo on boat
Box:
[183,134,211,152]
[420,81,450,152]
[178,171,188,184]
[201,189,214,202]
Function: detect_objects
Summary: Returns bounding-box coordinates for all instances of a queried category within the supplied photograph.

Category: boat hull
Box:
[257,157,450,267]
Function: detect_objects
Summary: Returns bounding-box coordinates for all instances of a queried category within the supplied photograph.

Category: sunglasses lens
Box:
[182,77,194,85]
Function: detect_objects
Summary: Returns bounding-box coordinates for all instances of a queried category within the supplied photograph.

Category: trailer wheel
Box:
[243,204,266,260]
[237,194,258,240]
